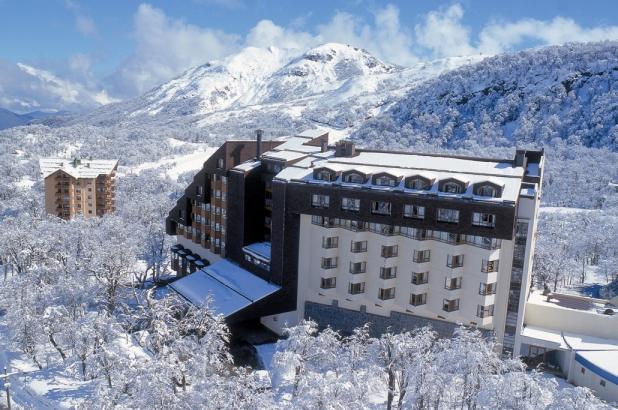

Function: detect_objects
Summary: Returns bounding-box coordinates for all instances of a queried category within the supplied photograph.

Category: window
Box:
[348,282,365,294]
[600,380,606,387]
[447,254,464,268]
[404,204,425,219]
[443,299,460,312]
[479,282,497,295]
[322,236,338,249]
[312,194,330,208]
[371,200,391,215]
[481,259,499,273]
[581,368,586,374]
[343,172,365,184]
[411,271,429,285]
[197,185,204,196]
[476,304,495,318]
[437,208,459,223]
[374,175,397,187]
[217,158,224,169]
[413,249,431,263]
[215,190,221,199]
[321,257,338,269]
[378,287,396,300]
[381,245,398,258]
[442,181,464,193]
[349,261,367,274]
[315,169,334,181]
[410,293,427,306]
[341,197,360,212]
[406,177,430,190]
[477,185,499,197]
[472,212,496,228]
[321,277,336,289]
[444,277,462,290]
[379,266,397,279]
[350,240,367,253]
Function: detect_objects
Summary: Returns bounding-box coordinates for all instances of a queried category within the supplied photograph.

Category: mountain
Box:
[0,108,69,130]
[70,43,484,138]
[352,42,618,152]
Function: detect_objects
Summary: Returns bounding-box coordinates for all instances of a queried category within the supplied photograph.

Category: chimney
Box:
[256,129,263,158]
[335,140,356,157]
[320,139,328,153]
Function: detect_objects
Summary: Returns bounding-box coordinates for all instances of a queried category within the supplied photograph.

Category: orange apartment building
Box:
[39,157,118,220]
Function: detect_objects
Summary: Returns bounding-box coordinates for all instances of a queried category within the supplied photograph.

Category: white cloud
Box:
[477,17,618,54]
[108,3,240,97]
[64,0,97,37]
[415,4,475,58]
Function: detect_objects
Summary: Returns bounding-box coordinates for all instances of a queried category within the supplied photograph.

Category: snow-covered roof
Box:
[40,157,118,179]
[520,326,569,350]
[575,350,618,385]
[243,242,271,262]
[169,259,280,317]
[296,128,329,139]
[520,325,618,352]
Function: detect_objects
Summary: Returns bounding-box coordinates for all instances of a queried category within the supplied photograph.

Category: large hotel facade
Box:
[166,130,618,402]
[166,130,544,356]
[40,157,118,220]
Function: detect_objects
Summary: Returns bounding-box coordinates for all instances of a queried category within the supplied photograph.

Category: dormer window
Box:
[217,158,224,169]
[440,179,466,194]
[314,168,337,182]
[343,172,366,184]
[405,176,432,190]
[474,183,502,198]
[373,174,398,187]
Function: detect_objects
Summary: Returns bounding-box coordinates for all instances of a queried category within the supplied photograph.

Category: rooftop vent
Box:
[73,158,81,167]
[335,140,356,157]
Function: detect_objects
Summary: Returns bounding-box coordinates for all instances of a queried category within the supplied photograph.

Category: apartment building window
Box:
[443,181,464,194]
[477,185,498,197]
[447,254,464,268]
[215,190,222,199]
[197,185,204,196]
[413,249,431,263]
[410,293,427,306]
[342,197,361,212]
[217,158,224,169]
[321,277,337,289]
[406,177,431,190]
[374,175,397,187]
[312,194,330,208]
[437,208,459,223]
[343,172,366,184]
[349,261,367,274]
[379,266,397,279]
[350,240,367,253]
[378,287,396,300]
[348,282,365,295]
[445,277,462,290]
[476,304,495,318]
[381,245,398,258]
[481,259,500,273]
[443,299,460,312]
[315,169,335,181]
[472,212,496,228]
[479,282,497,295]
[600,380,606,387]
[322,236,339,249]
[404,204,425,219]
[321,257,338,269]
[411,271,429,285]
[371,200,391,215]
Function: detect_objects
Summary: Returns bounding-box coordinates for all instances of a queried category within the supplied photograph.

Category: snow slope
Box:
[69,43,485,138]
[353,42,618,152]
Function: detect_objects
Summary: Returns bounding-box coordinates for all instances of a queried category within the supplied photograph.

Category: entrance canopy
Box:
[170,259,280,317]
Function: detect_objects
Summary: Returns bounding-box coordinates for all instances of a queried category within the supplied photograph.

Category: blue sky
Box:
[1,0,617,112]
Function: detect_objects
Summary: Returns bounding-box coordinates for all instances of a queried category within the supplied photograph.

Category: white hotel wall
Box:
[296,214,516,341]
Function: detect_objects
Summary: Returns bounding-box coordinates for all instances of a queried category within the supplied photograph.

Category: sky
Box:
[1,0,617,113]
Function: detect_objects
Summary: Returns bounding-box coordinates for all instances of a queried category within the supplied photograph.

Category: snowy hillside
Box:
[69,43,484,138]
[353,42,618,152]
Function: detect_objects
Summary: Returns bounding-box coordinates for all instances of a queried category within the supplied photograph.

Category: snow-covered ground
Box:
[120,144,217,180]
